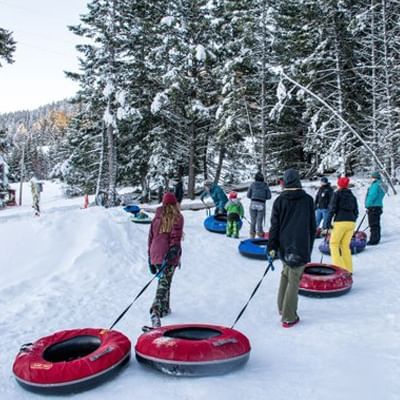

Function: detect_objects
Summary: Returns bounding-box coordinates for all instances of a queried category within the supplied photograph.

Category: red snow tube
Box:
[299,263,353,298]
[13,328,131,394]
[135,324,250,376]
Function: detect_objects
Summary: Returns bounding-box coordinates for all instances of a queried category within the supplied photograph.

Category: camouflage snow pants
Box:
[150,264,176,317]
[32,193,40,214]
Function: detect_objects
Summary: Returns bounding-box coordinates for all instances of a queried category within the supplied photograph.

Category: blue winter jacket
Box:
[365,179,386,208]
[201,184,228,210]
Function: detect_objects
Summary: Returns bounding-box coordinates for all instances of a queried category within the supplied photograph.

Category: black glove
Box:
[166,245,180,262]
[148,256,156,275]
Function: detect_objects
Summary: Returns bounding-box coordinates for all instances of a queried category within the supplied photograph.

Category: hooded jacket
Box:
[148,207,184,265]
[224,198,244,217]
[200,184,228,210]
[247,181,271,203]
[365,179,385,208]
[268,169,316,267]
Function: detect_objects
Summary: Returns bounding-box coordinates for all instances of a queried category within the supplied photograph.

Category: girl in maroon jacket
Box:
[148,192,184,328]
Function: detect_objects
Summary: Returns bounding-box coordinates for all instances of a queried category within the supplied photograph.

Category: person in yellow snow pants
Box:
[329,221,356,273]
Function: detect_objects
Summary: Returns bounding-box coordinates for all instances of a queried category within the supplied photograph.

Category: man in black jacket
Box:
[174,178,184,204]
[315,177,333,232]
[268,169,316,328]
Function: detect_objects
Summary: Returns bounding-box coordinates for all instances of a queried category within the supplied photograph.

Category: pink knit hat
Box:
[162,192,177,205]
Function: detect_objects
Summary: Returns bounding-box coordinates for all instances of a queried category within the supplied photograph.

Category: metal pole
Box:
[18,144,25,206]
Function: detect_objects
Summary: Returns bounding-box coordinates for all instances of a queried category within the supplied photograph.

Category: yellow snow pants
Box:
[329,221,356,273]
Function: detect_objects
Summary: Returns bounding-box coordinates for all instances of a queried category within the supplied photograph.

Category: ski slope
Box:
[0,180,399,400]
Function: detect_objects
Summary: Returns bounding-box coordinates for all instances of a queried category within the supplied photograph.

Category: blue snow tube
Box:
[131,215,152,224]
[123,205,141,215]
[238,238,270,260]
[319,236,367,255]
[203,215,243,234]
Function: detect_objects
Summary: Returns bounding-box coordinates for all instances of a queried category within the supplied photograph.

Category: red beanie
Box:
[228,191,237,199]
[337,176,350,189]
[162,192,177,205]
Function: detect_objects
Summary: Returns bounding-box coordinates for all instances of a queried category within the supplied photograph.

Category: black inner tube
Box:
[43,335,102,363]
[164,327,222,340]
[304,266,336,276]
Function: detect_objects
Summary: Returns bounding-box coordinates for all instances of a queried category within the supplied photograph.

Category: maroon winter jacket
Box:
[148,207,184,265]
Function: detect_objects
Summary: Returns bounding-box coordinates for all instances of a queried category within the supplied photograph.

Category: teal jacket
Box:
[201,184,228,210]
[365,179,386,208]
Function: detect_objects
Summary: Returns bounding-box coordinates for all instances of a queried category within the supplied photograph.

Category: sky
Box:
[0,0,88,113]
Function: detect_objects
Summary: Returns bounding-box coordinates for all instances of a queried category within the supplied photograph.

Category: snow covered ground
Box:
[0,179,399,400]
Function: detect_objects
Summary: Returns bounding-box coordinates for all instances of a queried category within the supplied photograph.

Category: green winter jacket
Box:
[365,179,386,208]
[224,199,244,217]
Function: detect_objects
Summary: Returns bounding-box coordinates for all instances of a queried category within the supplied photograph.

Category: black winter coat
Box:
[269,189,316,268]
[174,181,184,203]
[326,189,358,227]
[315,184,333,209]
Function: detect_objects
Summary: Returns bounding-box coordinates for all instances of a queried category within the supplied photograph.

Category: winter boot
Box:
[257,231,264,238]
[250,232,256,239]
[282,316,300,328]
[150,312,161,328]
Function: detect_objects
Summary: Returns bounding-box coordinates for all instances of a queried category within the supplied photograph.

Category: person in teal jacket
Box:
[365,171,386,245]
[200,180,228,215]
[225,191,244,238]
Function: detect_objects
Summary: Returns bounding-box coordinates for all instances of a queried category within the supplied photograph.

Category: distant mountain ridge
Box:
[0,99,76,137]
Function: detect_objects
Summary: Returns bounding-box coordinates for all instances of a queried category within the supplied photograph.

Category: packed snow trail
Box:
[0,181,399,400]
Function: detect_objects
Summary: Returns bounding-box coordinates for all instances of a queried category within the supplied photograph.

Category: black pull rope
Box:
[355,212,367,233]
[242,216,252,226]
[231,256,274,329]
[109,259,169,330]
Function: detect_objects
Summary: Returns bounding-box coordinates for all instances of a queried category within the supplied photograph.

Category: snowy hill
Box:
[0,181,399,400]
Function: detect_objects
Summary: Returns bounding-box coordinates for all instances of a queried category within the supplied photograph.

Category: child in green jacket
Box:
[225,191,244,238]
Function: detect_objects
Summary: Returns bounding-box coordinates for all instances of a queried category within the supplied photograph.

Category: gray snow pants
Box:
[249,201,265,235]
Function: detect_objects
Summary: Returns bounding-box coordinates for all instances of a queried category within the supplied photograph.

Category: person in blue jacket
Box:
[200,180,228,216]
[365,171,386,245]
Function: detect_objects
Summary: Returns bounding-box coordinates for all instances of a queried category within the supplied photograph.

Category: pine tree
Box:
[351,0,400,177]
[269,0,361,175]
[209,0,259,182]
[147,0,217,198]
[0,27,16,67]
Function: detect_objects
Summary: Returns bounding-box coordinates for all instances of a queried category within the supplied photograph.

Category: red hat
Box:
[162,192,177,205]
[337,176,350,189]
[228,191,238,200]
